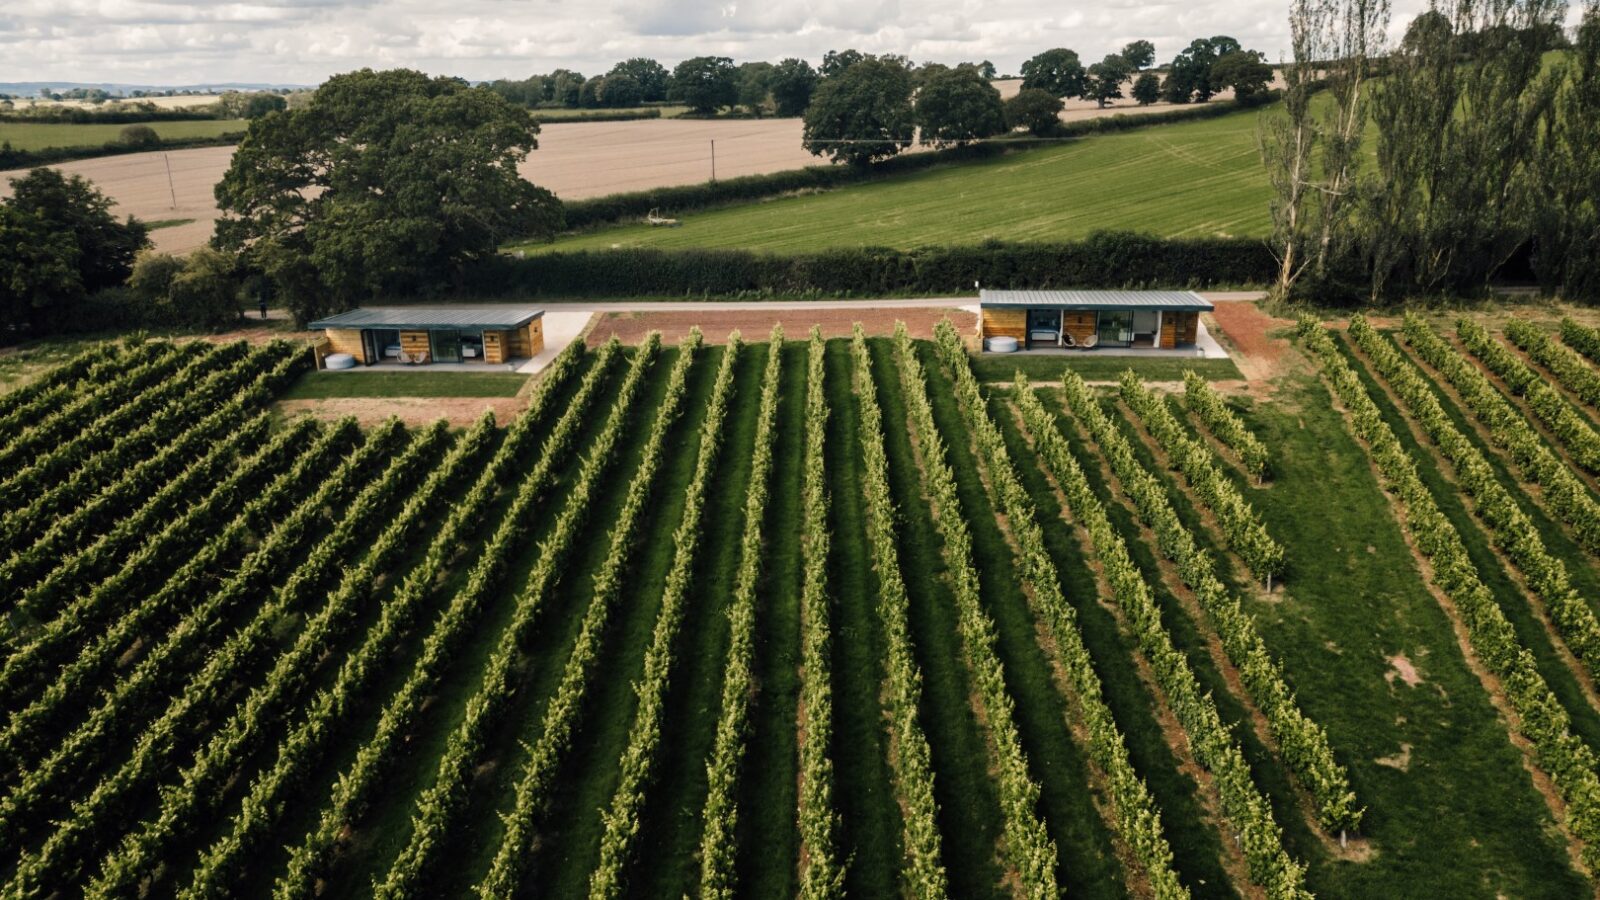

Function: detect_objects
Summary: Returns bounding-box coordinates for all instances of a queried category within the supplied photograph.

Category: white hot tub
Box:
[985,336,1019,353]
[324,353,356,370]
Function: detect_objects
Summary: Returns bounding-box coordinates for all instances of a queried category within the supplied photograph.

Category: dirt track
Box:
[585,307,976,346]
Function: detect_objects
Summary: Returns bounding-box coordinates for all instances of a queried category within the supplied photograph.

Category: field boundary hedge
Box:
[531,108,663,124]
[476,232,1273,299]
[0,132,244,169]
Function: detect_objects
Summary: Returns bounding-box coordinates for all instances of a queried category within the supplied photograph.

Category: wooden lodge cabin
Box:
[979,289,1213,351]
[309,307,545,367]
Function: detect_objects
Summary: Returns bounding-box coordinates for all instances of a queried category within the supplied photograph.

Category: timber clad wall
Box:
[326,329,367,364]
[507,321,543,358]
[484,331,508,364]
[982,308,1026,341]
[400,331,431,360]
[1159,311,1199,349]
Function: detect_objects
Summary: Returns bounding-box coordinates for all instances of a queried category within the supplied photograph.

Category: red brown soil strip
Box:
[1206,302,1294,388]
[584,309,976,347]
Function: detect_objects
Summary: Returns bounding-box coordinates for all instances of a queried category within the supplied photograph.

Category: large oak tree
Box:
[802,58,916,165]
[213,68,561,323]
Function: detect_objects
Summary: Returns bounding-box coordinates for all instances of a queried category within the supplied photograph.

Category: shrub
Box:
[1003,89,1065,136]
[118,125,160,148]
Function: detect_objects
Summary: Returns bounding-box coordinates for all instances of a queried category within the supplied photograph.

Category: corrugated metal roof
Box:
[979,290,1212,311]
[308,306,544,331]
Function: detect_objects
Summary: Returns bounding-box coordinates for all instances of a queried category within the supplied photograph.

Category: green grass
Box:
[735,342,806,895]
[278,371,528,399]
[628,343,765,896]
[306,351,635,896]
[512,104,1276,256]
[13,326,1600,899]
[972,354,1243,384]
[868,339,1007,896]
[822,339,905,895]
[146,218,196,231]
[531,346,722,898]
[917,344,1128,897]
[0,119,245,151]
[532,105,689,120]
[1227,361,1585,897]
[993,386,1238,896]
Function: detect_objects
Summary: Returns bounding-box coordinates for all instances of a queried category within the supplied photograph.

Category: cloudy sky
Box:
[0,0,1518,87]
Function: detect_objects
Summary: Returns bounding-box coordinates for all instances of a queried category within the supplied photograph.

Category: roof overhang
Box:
[979,289,1213,312]
[308,306,545,331]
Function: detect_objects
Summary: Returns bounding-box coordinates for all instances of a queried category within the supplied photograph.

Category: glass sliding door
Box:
[430,330,461,363]
[1097,310,1134,347]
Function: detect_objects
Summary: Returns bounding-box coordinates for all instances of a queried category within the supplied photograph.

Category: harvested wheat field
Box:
[0,118,819,254]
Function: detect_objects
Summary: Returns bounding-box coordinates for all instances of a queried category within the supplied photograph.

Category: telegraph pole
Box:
[710,139,716,182]
[162,153,177,210]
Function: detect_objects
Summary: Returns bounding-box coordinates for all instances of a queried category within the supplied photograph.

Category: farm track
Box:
[8,322,1600,898]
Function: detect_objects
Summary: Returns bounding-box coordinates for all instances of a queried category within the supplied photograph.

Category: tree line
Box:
[801,37,1273,165]
[1264,0,1598,303]
[0,43,1282,339]
[482,40,1272,121]
[0,92,290,124]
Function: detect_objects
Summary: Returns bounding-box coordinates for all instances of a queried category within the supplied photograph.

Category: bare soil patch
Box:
[1386,653,1424,687]
[1207,302,1292,385]
[275,396,524,428]
[1374,742,1413,771]
[584,308,976,347]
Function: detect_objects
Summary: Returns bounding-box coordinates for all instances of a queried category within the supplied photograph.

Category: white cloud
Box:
[0,0,1565,87]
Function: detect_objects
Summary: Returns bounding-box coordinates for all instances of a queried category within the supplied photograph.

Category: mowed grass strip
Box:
[519,106,1274,255]
[519,342,722,897]
[917,346,1128,897]
[1333,334,1600,749]
[867,338,1006,896]
[734,341,807,896]
[995,388,1237,897]
[1221,364,1587,897]
[297,348,639,896]
[628,341,766,897]
[0,119,246,151]
[822,339,904,896]
[279,371,528,399]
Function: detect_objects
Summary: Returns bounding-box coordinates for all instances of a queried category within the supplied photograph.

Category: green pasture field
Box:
[0,119,247,152]
[278,370,529,399]
[7,310,1600,899]
[514,104,1278,256]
